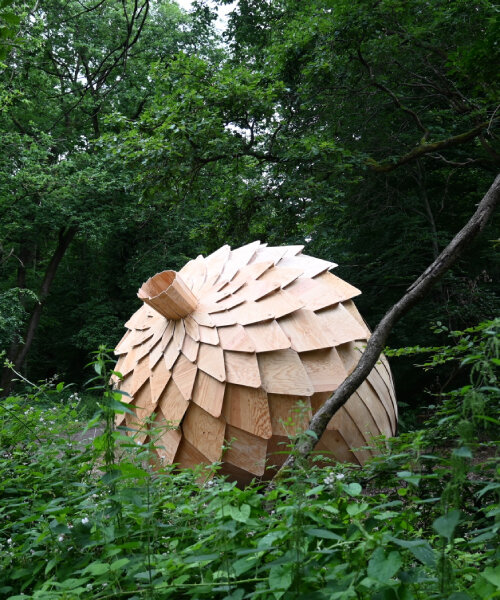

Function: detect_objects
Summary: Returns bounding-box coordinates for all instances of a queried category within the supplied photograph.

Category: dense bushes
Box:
[0,322,498,599]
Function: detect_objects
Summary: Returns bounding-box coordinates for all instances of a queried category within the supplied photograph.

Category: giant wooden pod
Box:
[113,242,397,484]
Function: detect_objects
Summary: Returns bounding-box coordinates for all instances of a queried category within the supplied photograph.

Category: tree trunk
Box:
[1,226,77,395]
[276,173,500,473]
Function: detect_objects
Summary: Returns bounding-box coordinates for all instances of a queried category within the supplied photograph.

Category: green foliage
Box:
[1,324,498,599]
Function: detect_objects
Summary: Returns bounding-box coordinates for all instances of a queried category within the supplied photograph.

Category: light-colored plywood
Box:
[181,333,199,363]
[244,320,291,352]
[172,319,185,350]
[184,315,200,341]
[258,349,314,396]
[130,356,150,397]
[278,308,336,352]
[190,309,214,327]
[315,304,368,346]
[316,429,359,464]
[224,425,267,476]
[343,300,371,338]
[192,370,226,418]
[115,241,397,485]
[256,290,304,319]
[182,403,225,463]
[268,394,312,437]
[163,339,179,371]
[160,320,175,351]
[152,424,182,464]
[224,351,261,388]
[174,438,210,469]
[150,357,171,406]
[251,245,288,266]
[199,324,219,346]
[259,266,303,289]
[217,324,255,352]
[229,300,275,326]
[172,354,197,401]
[222,384,272,439]
[198,343,225,382]
[238,279,280,302]
[158,379,189,425]
[210,310,238,327]
[328,406,373,464]
[179,255,207,293]
[278,254,336,278]
[115,329,132,355]
[300,348,348,392]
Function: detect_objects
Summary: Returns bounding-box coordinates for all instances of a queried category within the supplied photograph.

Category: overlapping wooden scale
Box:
[113,241,397,484]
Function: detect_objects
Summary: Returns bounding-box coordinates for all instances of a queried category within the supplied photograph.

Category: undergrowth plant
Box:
[0,321,498,599]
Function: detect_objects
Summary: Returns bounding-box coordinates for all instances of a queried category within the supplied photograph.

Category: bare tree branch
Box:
[274,173,500,475]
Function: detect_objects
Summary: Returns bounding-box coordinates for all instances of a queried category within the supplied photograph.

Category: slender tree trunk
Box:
[275,173,500,474]
[1,226,77,395]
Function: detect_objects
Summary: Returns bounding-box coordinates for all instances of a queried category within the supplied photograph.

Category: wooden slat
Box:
[124,305,148,330]
[150,357,171,406]
[328,406,373,464]
[130,356,150,397]
[267,394,312,436]
[251,245,288,265]
[199,244,231,292]
[199,325,219,345]
[284,273,360,311]
[130,326,155,348]
[220,240,261,281]
[258,349,314,396]
[163,339,179,371]
[281,245,304,258]
[118,345,138,377]
[135,319,167,362]
[224,425,267,476]
[179,255,206,292]
[210,310,238,327]
[132,380,155,420]
[190,309,214,327]
[149,338,164,370]
[217,324,255,352]
[181,334,199,362]
[198,295,245,313]
[343,300,371,338]
[237,279,281,302]
[182,403,225,463]
[229,300,275,326]
[256,290,304,319]
[314,304,368,346]
[222,384,272,439]
[172,354,197,400]
[356,380,393,438]
[174,438,210,469]
[278,254,336,278]
[266,435,292,469]
[115,329,132,355]
[300,347,347,392]
[160,320,175,351]
[244,320,291,352]
[230,261,274,288]
[184,316,200,341]
[259,266,303,288]
[343,391,382,441]
[224,351,261,388]
[158,379,189,425]
[192,370,226,418]
[278,309,335,352]
[198,343,225,382]
[152,423,182,464]
[172,319,185,350]
[315,430,359,464]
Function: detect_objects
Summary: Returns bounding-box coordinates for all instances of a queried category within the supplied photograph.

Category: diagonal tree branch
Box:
[275,173,500,474]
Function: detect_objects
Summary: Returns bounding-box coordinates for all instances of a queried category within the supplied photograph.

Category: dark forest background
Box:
[1,0,498,417]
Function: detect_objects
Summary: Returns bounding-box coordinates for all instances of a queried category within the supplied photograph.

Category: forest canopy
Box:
[0,0,498,408]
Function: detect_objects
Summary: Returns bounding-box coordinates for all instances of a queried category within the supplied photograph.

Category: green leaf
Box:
[269,564,293,599]
[343,483,362,496]
[84,562,109,575]
[110,558,130,571]
[481,565,500,587]
[432,510,461,541]
[367,548,402,583]
[305,528,342,540]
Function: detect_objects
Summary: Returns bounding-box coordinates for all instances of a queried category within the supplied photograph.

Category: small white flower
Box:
[335,473,345,480]
[81,517,89,525]
[7,538,12,545]
[58,535,64,542]
[86,584,92,590]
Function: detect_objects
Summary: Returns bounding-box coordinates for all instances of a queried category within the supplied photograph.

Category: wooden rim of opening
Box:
[138,271,198,320]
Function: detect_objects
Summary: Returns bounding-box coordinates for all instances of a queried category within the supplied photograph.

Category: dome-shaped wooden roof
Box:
[113,241,397,483]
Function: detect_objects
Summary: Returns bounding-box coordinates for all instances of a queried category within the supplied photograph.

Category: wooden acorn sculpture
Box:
[113,241,397,484]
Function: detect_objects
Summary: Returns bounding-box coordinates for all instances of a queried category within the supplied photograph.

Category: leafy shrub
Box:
[0,325,498,599]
